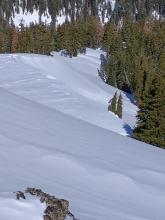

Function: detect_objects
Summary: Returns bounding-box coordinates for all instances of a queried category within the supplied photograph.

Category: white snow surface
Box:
[0,49,136,135]
[0,49,165,220]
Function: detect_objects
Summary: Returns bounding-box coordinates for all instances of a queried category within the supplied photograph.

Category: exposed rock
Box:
[15,191,26,200]
[24,187,78,220]
[44,215,52,220]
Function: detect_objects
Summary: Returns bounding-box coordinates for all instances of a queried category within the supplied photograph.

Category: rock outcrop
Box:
[15,188,78,220]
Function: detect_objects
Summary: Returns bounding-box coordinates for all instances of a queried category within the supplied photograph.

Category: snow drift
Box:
[0,50,165,220]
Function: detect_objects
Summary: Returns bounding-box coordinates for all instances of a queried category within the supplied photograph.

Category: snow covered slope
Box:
[0,49,136,135]
[0,50,165,220]
[12,0,116,26]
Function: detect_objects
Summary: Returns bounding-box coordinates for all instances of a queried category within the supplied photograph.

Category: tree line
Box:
[1,0,165,25]
[0,0,112,24]
[103,17,165,148]
[0,16,103,56]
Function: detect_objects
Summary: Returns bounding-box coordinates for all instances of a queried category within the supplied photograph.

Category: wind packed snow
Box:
[0,49,165,220]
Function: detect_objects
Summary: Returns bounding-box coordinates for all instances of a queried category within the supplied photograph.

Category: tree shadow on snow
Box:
[123,123,133,136]
[123,91,136,105]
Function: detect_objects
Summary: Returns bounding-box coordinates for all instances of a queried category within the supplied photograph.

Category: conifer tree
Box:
[0,31,5,53]
[116,93,123,118]
[11,26,18,53]
[108,92,117,114]
[133,74,165,148]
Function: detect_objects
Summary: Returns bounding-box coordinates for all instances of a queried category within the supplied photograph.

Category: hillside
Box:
[0,0,164,26]
[0,50,165,220]
[2,0,114,25]
[0,49,137,134]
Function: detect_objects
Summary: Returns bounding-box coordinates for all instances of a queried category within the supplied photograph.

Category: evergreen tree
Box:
[11,26,18,53]
[133,74,165,148]
[108,92,117,114]
[116,93,123,118]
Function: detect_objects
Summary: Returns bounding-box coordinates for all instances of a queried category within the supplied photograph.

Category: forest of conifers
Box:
[0,0,164,148]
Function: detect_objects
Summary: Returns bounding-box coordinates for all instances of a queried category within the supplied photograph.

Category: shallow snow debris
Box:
[24,188,78,220]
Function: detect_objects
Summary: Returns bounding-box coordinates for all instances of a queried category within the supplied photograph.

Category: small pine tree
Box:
[108,92,117,114]
[116,93,123,119]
